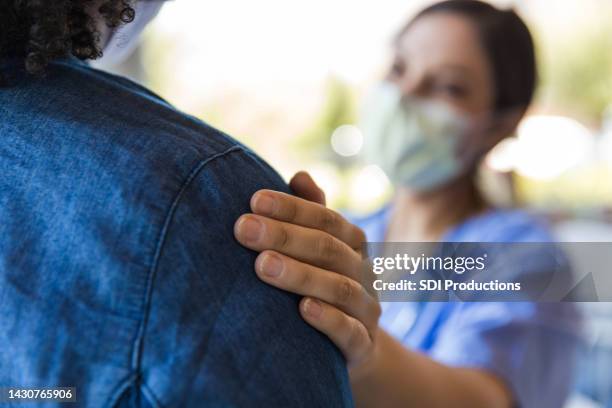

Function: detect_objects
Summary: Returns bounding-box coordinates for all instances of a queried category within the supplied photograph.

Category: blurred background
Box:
[98,1,611,406]
[102,0,612,218]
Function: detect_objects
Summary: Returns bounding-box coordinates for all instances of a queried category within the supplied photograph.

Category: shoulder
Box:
[1,58,285,198]
[50,60,245,160]
[447,208,556,243]
[0,57,290,280]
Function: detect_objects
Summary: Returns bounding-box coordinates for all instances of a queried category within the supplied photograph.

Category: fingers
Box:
[289,171,326,205]
[300,297,375,366]
[235,214,362,279]
[255,250,381,333]
[249,190,366,251]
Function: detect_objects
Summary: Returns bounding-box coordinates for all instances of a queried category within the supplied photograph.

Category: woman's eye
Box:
[389,60,406,78]
[437,84,467,98]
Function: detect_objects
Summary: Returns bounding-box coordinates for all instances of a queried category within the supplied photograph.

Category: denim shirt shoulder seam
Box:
[129,144,245,376]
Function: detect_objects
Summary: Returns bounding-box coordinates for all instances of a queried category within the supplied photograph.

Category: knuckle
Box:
[284,197,298,221]
[318,209,338,232]
[362,335,376,358]
[345,319,366,352]
[297,267,312,289]
[275,225,290,249]
[317,235,339,263]
[334,278,354,306]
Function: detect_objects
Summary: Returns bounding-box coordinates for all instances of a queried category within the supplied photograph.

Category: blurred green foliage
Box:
[293,76,356,163]
[537,14,612,122]
[516,163,612,209]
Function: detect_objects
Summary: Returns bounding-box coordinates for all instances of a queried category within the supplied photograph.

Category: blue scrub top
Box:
[356,206,582,408]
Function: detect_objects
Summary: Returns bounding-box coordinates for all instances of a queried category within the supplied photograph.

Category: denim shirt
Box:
[0,59,352,407]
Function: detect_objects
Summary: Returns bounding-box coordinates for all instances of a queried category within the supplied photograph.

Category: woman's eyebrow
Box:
[437,64,472,75]
[435,65,478,84]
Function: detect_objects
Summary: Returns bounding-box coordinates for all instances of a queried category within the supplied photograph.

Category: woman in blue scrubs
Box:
[235,1,581,406]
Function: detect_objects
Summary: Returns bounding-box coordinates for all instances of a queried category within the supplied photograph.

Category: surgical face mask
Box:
[360,83,468,192]
[99,0,165,65]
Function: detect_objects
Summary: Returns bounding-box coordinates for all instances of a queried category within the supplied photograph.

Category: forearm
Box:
[349,330,512,408]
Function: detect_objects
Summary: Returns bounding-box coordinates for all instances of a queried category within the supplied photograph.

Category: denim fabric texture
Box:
[0,59,353,408]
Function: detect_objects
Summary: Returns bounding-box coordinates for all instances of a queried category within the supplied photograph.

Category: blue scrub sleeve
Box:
[430,302,581,408]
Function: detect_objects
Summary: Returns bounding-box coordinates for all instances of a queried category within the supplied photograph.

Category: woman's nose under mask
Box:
[360,82,468,193]
[100,0,165,65]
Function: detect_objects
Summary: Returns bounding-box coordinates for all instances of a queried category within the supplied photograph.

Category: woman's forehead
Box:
[395,13,490,75]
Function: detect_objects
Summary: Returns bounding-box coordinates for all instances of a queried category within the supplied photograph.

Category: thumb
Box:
[289,171,326,206]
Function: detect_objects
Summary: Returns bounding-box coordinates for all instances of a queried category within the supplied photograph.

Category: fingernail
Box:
[238,217,263,243]
[260,254,284,278]
[254,194,276,215]
[304,299,322,318]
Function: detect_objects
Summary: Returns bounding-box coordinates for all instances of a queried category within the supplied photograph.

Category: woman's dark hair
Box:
[400,0,537,112]
[0,1,135,76]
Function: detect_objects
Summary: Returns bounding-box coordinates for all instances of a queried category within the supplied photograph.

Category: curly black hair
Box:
[0,0,136,76]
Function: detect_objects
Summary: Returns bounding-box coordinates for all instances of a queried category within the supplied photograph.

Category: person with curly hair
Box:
[0,1,353,407]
